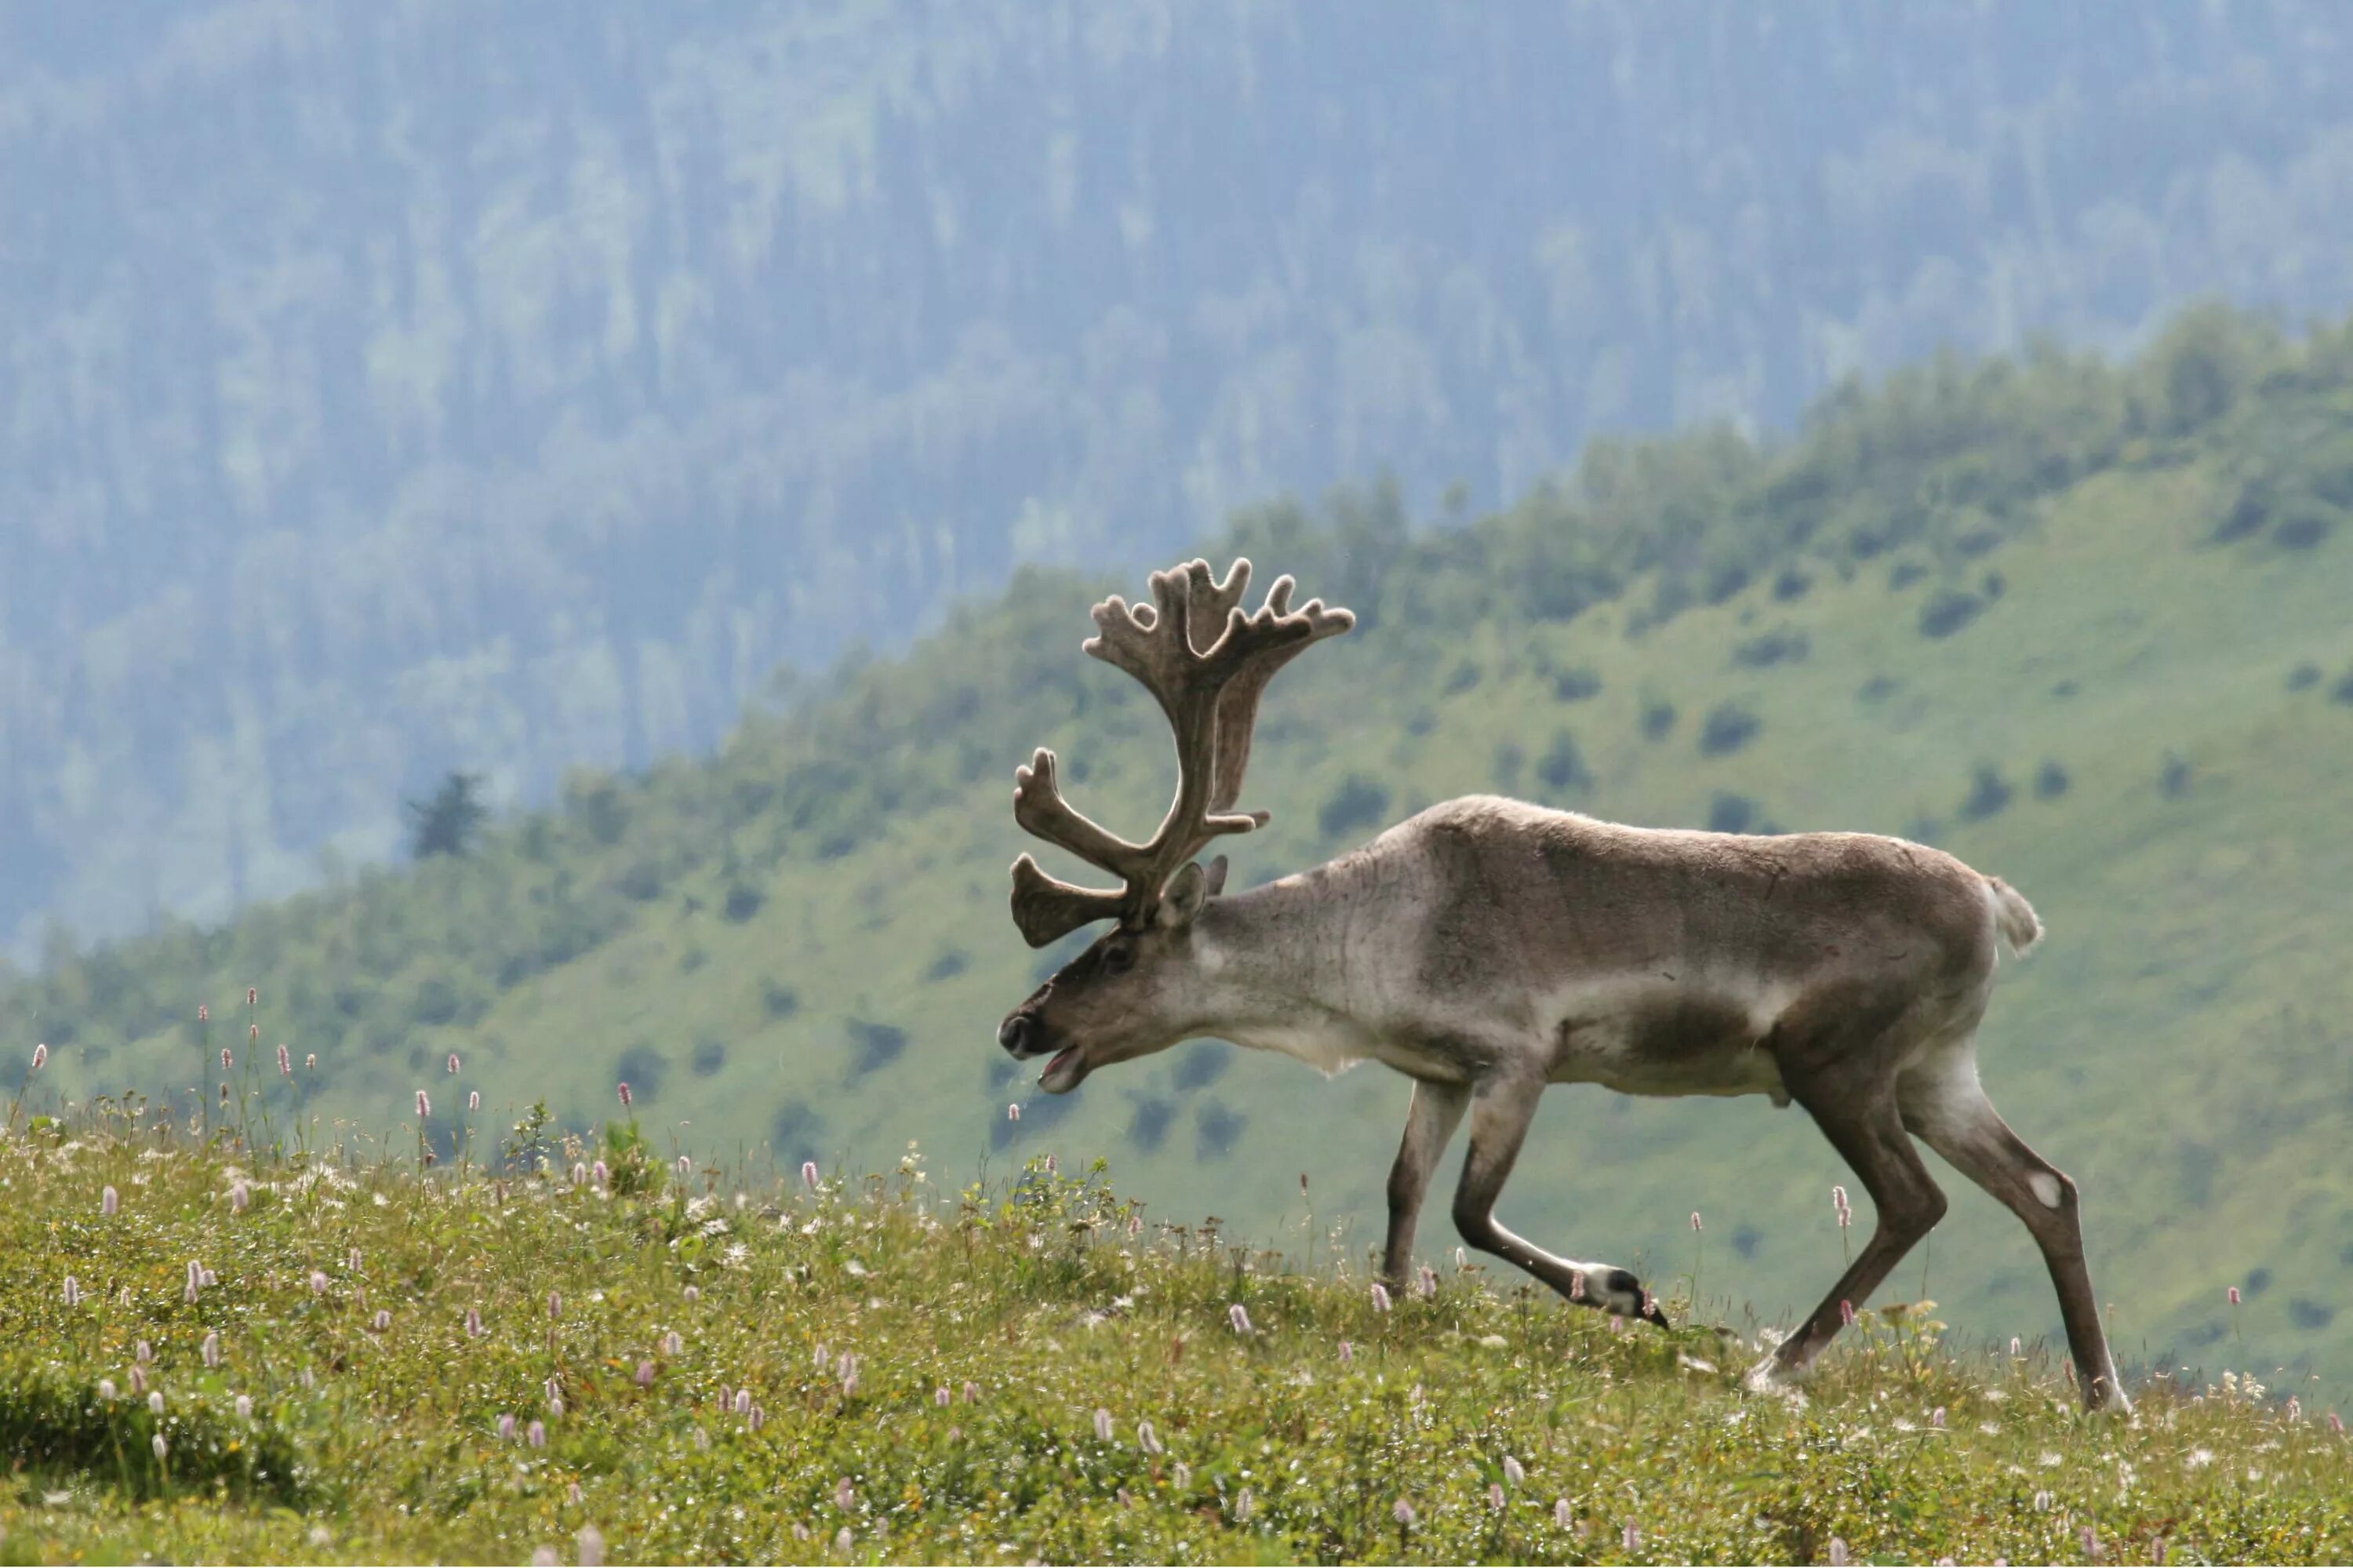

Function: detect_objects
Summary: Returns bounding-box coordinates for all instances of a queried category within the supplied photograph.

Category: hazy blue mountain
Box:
[7,0,2353,959]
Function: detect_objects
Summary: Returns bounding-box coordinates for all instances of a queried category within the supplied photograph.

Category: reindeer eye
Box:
[1103,940,1135,974]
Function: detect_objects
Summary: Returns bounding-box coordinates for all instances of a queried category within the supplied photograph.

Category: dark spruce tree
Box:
[406,772,489,860]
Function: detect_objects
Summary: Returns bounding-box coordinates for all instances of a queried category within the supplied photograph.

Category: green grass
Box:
[11,305,2353,1414]
[1,1115,2347,1564]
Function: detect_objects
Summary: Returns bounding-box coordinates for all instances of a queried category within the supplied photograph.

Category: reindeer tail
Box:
[1985,875,2044,956]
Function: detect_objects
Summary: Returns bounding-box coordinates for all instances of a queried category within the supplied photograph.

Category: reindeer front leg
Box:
[1382,1079,1468,1288]
[1451,1069,1668,1325]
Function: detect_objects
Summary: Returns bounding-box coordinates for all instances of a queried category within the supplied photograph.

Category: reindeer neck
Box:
[1185,856,1388,1055]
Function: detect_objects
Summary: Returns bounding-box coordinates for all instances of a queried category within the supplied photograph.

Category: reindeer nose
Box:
[998,1015,1031,1055]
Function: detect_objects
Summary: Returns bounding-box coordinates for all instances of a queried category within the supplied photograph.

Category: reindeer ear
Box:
[1202,854,1229,898]
[1157,861,1212,929]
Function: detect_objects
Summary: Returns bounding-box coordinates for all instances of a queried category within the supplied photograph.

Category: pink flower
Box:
[249,1022,259,1040]
[591,1161,609,1189]
[447,1053,460,1075]
[1394,1500,1416,1527]
[677,1155,691,1177]
[202,1330,221,1368]
[129,1365,148,1394]
[1228,1303,1253,1334]
[802,1160,820,1190]
[1503,1455,1526,1486]
[1624,1524,1641,1552]
[310,1270,329,1294]
[277,1044,292,1077]
[235,1393,253,1420]
[934,1386,951,1408]
[198,1005,209,1022]
[1554,1498,1573,1529]
[1829,1537,1850,1566]
[1839,1299,1857,1326]
[231,1181,249,1213]
[962,1381,979,1403]
[616,1082,632,1108]
[2330,1411,2345,1435]
[348,1247,362,1271]
[466,1308,485,1337]
[1138,1419,1163,1455]
[635,1361,655,1389]
[548,1292,562,1319]
[663,1330,684,1356]
[1931,1406,1947,1428]
[30,1042,46,1071]
[1233,1486,1254,1523]
[747,1405,765,1432]
[571,1162,588,1188]
[98,1379,117,1401]
[222,1047,233,1071]
[835,1477,855,1512]
[373,1309,392,1332]
[1370,1282,1392,1312]
[2010,1336,2022,1357]
[735,1389,754,1416]
[1417,1264,1437,1299]
[1831,1184,1847,1212]
[247,987,258,1006]
[1489,1483,1505,1510]
[305,1053,317,1071]
[1093,1407,1114,1441]
[499,1413,517,1440]
[468,1090,481,1111]
[149,1390,165,1416]
[416,1090,431,1119]
[62,1275,79,1307]
[528,1420,547,1448]
[1339,1340,1354,1363]
[683,1286,700,1303]
[2228,1286,2242,1305]
[1690,1211,1703,1232]
[101,1184,118,1217]
[1006,1103,1020,1122]
[152,1434,168,1461]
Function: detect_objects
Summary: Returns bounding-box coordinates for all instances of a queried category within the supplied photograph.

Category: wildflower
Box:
[202,1331,221,1369]
[1173,1461,1191,1490]
[2229,1286,2241,1305]
[102,1184,119,1217]
[1624,1523,1641,1552]
[546,1376,563,1406]
[617,1082,632,1108]
[933,1385,950,1408]
[305,1053,317,1070]
[568,1482,583,1505]
[1455,1246,1467,1268]
[1839,1299,1857,1326]
[1118,1487,1133,1508]
[2288,1395,2303,1422]
[1045,1153,1058,1174]
[1691,1211,1703,1231]
[576,1526,605,1567]
[63,1275,79,1307]
[635,1361,655,1389]
[2331,1412,2345,1434]
[311,1270,329,1294]
[2082,1524,2100,1560]
[1139,1419,1163,1455]
[528,1420,547,1448]
[373,1309,392,1331]
[499,1413,517,1440]
[278,1044,292,1077]
[571,1162,588,1188]
[468,1090,480,1111]
[835,1477,855,1511]
[1006,1103,1020,1122]
[591,1160,610,1190]
[1931,1406,1947,1428]
[31,1042,46,1071]
[962,1381,980,1403]
[198,1004,209,1022]
[1126,1213,1143,1236]
[748,1404,766,1432]
[663,1330,684,1356]
[834,1530,853,1555]
[2010,1336,2022,1357]
[1831,1184,1847,1212]
[231,1181,250,1213]
[1233,1486,1254,1523]
[549,1292,562,1319]
[531,1551,558,1567]
[1229,1303,1253,1334]
[840,1357,860,1397]
[447,1053,460,1075]
[2186,1447,2213,1469]
[222,1047,233,1071]
[1555,1498,1574,1529]
[152,1434,169,1460]
[736,1389,755,1416]
[1828,1538,1850,1566]
[1489,1483,1506,1510]
[1339,1339,1353,1363]
[416,1090,431,1119]
[149,1390,165,1416]
[1093,1407,1114,1441]
[2032,1489,2053,1510]
[136,1340,153,1364]
[1503,1454,1526,1486]
[1394,1499,1416,1528]
[802,1160,820,1190]
[99,1379,117,1401]
[1371,1282,1392,1312]
[130,1365,148,1393]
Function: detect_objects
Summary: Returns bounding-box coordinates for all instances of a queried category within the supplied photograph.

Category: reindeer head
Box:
[995,558,1352,1093]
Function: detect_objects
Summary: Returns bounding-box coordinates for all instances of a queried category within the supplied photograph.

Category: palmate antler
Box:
[1008,558,1355,947]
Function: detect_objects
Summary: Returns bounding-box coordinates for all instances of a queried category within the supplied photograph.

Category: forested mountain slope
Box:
[12,307,2353,1394]
[9,1,2353,955]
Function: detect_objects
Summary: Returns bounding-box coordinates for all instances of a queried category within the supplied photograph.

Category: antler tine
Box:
[1202,576,1355,813]
[1011,748,1152,882]
[1007,853,1128,948]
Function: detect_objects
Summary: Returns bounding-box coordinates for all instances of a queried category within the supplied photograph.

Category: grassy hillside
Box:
[9,304,2353,1403]
[2,1122,2346,1563]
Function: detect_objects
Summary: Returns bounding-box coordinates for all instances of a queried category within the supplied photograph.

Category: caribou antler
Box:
[1008,558,1354,947]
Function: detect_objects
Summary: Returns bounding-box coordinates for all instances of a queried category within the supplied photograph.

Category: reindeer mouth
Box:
[1038,1044,1089,1093]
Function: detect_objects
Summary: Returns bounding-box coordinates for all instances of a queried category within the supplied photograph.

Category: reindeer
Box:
[994,557,2128,1410]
